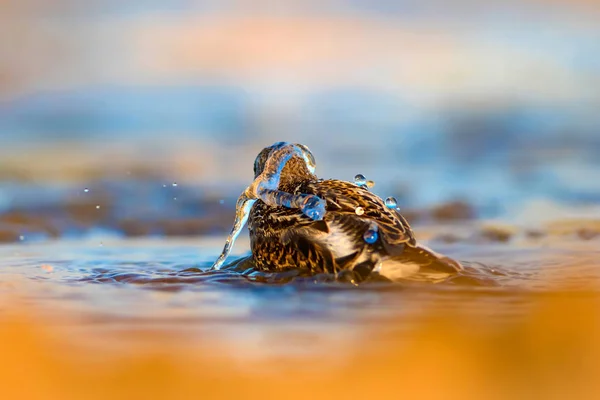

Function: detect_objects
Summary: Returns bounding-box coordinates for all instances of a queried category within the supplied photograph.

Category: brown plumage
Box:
[246,143,462,282]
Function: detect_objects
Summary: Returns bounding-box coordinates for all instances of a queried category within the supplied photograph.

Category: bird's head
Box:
[253,142,317,185]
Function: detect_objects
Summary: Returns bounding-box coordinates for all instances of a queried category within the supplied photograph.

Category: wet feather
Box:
[247,143,462,282]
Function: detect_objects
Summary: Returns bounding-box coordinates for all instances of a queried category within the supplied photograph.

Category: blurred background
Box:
[2,4,600,398]
[1,0,599,242]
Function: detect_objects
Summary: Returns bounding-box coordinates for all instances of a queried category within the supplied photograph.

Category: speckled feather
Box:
[246,146,462,281]
[248,177,417,275]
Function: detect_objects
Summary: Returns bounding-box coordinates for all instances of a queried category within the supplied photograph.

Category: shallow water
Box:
[0,162,599,397]
[2,176,600,356]
[2,228,599,359]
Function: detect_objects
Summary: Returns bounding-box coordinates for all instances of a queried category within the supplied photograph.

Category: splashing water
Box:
[301,195,326,220]
[211,195,256,270]
[212,143,326,269]
[252,143,326,221]
[258,190,326,221]
[363,222,379,244]
[355,207,365,216]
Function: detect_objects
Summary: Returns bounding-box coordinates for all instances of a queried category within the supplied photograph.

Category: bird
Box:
[241,142,463,283]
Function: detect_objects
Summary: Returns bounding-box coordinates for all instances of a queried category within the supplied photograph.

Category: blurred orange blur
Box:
[2,291,599,400]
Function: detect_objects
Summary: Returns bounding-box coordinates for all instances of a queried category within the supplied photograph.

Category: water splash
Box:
[211,194,256,270]
[251,143,326,221]
[213,142,326,269]
[257,190,326,221]
[295,143,317,174]
[301,195,326,220]
[363,222,379,244]
[355,207,365,216]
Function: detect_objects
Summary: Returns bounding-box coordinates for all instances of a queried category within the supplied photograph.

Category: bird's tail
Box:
[377,243,462,282]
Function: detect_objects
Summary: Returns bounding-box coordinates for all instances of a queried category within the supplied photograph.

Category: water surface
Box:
[2,227,599,358]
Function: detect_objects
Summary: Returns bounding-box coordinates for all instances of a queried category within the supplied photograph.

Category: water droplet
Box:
[363,229,378,244]
[385,197,398,209]
[354,174,367,187]
[363,223,379,244]
[172,182,178,187]
[83,188,89,193]
[305,208,323,220]
[96,205,100,209]
[219,199,225,205]
[162,184,167,188]
[99,242,104,247]
[301,196,326,221]
[173,197,177,201]
[366,180,375,188]
[19,235,24,241]
[355,207,365,216]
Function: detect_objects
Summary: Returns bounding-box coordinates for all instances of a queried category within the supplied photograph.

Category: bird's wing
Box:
[306,179,416,249]
[249,200,339,273]
[249,179,416,272]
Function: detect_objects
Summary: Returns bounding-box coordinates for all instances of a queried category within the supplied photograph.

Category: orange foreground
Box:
[2,292,599,400]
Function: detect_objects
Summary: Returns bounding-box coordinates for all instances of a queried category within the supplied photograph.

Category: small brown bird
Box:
[223,142,460,283]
